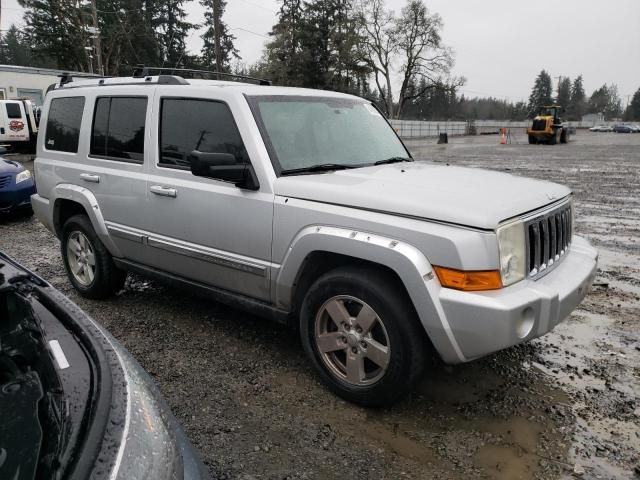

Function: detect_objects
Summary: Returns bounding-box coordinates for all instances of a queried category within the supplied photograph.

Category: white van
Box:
[0,99,39,151]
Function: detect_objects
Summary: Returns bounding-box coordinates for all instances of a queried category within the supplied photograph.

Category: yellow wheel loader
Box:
[527,105,570,145]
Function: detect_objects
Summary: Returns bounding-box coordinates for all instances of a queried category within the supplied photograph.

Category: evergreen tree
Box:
[264,0,305,86]
[567,75,586,120]
[200,0,240,71]
[155,0,194,68]
[527,70,553,117]
[0,24,42,67]
[589,84,622,119]
[264,0,368,93]
[556,77,571,108]
[623,87,640,121]
[19,0,92,70]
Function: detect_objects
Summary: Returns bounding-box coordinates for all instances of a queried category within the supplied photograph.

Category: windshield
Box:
[248,96,409,174]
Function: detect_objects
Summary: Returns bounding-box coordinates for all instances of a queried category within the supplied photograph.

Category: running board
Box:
[113,258,291,325]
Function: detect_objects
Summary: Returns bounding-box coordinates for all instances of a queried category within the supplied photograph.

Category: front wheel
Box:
[299,266,428,407]
[61,214,126,299]
[528,135,536,144]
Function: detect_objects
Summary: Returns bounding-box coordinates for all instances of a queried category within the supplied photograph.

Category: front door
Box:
[142,92,274,301]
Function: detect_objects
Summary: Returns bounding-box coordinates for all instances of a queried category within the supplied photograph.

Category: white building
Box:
[0,65,99,106]
[581,113,605,125]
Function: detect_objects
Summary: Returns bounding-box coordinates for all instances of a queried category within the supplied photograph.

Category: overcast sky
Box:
[2,0,639,103]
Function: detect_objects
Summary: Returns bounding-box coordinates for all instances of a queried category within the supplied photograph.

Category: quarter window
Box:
[45,97,85,153]
[159,98,249,169]
[91,97,147,161]
[6,103,21,119]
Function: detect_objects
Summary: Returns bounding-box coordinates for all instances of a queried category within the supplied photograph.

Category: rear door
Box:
[82,89,155,258]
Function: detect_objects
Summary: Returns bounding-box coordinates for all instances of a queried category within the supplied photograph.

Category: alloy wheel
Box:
[314,295,391,386]
[66,231,96,286]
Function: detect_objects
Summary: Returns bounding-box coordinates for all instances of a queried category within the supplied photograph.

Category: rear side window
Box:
[6,103,21,119]
[45,97,85,153]
[91,97,147,162]
[159,98,249,169]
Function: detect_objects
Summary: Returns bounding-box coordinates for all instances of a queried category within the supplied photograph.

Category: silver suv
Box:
[32,74,598,406]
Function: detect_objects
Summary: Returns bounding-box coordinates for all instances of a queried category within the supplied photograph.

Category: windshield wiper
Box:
[374,156,414,166]
[281,163,360,176]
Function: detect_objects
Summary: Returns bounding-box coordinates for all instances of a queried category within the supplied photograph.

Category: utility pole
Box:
[213,0,222,79]
[90,0,103,76]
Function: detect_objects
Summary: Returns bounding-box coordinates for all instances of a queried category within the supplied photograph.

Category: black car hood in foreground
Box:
[0,253,208,480]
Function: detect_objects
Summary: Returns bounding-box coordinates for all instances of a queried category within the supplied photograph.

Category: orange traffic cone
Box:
[500,128,507,145]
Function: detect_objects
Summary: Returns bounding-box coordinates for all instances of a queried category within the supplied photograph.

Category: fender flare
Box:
[52,184,123,258]
[275,225,465,363]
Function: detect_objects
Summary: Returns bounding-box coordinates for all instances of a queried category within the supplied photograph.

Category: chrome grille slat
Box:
[526,202,572,279]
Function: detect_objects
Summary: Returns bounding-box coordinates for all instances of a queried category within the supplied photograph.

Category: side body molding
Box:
[52,183,123,258]
[275,225,466,363]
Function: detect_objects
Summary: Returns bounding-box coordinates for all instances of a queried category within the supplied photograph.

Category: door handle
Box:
[150,185,177,198]
[80,173,100,183]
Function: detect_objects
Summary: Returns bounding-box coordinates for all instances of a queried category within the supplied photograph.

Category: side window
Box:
[159,98,249,169]
[45,97,85,153]
[6,103,22,119]
[90,97,147,162]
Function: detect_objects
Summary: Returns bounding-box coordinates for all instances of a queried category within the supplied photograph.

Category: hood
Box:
[274,162,571,230]
[0,159,25,175]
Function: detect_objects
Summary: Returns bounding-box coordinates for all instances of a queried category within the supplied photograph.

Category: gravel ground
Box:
[1,130,639,479]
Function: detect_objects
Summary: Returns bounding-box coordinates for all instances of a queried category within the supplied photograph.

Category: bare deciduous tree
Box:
[356,0,397,116]
[357,0,462,118]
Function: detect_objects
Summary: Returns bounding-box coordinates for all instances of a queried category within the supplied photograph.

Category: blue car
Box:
[0,157,36,215]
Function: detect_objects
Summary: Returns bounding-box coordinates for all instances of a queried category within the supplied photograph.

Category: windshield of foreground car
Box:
[249,96,410,175]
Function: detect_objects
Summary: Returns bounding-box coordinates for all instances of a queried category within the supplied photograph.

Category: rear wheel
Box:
[299,266,428,407]
[61,214,126,299]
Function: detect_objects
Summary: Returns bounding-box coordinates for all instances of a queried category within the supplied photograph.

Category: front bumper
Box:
[0,180,35,213]
[433,235,598,363]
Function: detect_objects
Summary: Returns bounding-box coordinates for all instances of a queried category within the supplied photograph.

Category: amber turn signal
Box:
[433,266,503,291]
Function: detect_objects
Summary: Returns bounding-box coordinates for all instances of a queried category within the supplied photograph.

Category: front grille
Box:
[532,119,547,131]
[526,202,572,278]
[0,175,11,190]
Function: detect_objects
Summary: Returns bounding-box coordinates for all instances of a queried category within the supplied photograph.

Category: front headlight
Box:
[15,170,32,184]
[497,220,526,287]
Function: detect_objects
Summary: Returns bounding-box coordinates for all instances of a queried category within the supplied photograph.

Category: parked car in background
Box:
[0,252,208,480]
[613,124,633,133]
[0,152,36,216]
[589,125,613,132]
[630,124,640,133]
[32,72,598,406]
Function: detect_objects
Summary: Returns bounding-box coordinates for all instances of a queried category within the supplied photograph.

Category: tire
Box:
[528,135,536,145]
[560,129,568,144]
[299,266,428,407]
[61,214,126,299]
[549,130,558,145]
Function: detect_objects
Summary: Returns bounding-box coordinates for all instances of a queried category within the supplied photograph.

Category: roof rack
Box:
[132,65,272,86]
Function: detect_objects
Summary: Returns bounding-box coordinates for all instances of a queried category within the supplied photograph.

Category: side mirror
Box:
[189,151,259,191]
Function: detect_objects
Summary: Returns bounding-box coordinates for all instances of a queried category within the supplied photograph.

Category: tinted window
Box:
[45,97,85,153]
[90,97,147,161]
[6,103,21,119]
[159,99,249,168]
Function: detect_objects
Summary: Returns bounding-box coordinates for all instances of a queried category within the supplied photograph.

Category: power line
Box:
[229,26,269,39]
[236,0,277,14]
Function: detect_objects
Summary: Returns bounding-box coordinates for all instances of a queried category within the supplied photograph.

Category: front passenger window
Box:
[159,98,249,169]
